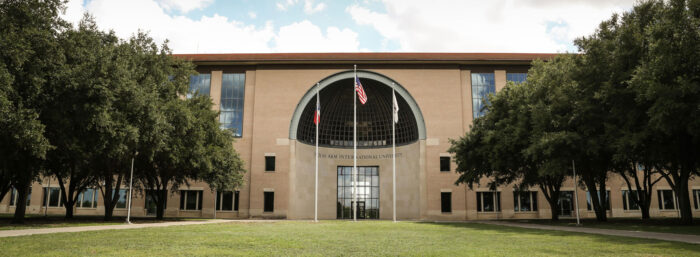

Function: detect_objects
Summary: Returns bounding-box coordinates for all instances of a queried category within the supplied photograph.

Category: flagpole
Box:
[353,65,357,222]
[572,160,580,226]
[392,83,397,223]
[315,82,320,222]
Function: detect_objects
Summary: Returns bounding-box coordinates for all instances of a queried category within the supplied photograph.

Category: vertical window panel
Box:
[188,74,211,98]
[471,73,495,119]
[220,73,245,136]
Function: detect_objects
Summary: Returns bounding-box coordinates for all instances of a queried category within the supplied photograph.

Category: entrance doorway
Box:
[558,191,574,216]
[337,166,379,219]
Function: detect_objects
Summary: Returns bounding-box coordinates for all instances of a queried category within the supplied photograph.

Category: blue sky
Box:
[62,0,635,54]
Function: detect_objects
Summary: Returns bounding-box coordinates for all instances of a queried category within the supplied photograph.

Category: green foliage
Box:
[0,0,65,223]
[0,1,245,222]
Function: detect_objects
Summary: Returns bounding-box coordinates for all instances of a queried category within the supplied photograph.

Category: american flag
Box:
[355,76,367,104]
[314,96,320,125]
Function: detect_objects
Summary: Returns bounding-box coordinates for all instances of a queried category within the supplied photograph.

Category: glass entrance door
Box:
[337,166,379,219]
[558,191,574,216]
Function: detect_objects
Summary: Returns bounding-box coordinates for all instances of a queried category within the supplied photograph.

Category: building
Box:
[2,53,699,220]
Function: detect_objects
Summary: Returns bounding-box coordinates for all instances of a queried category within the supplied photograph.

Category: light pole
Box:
[126,151,138,224]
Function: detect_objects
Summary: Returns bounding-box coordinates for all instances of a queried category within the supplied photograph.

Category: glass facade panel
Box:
[264,192,274,212]
[506,73,527,84]
[514,191,537,212]
[78,188,96,208]
[657,190,676,210]
[586,190,610,210]
[43,187,62,207]
[693,190,700,210]
[471,73,495,119]
[622,190,640,210]
[115,189,127,209]
[337,166,379,219]
[220,73,245,136]
[477,191,500,212]
[188,74,211,98]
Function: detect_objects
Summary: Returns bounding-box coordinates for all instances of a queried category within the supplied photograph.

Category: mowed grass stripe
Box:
[0,221,698,256]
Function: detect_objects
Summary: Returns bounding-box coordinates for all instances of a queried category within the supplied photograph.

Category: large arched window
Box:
[296,78,419,148]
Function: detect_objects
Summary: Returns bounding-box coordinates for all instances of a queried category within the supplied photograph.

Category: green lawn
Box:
[0,215,209,231]
[512,218,700,236]
[1,221,699,256]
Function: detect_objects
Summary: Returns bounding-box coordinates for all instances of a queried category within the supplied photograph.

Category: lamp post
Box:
[126,151,138,224]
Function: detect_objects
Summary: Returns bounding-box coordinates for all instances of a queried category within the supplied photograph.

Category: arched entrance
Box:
[287,70,425,220]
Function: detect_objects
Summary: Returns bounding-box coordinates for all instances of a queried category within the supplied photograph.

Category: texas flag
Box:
[355,76,368,104]
[314,95,320,125]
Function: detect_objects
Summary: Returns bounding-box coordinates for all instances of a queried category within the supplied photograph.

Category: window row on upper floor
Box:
[188,73,246,137]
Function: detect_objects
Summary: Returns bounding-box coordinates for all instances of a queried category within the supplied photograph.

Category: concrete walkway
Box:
[0,219,244,238]
[476,221,700,245]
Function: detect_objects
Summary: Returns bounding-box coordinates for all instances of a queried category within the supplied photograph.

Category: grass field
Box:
[513,218,700,236]
[1,221,699,256]
[0,215,209,231]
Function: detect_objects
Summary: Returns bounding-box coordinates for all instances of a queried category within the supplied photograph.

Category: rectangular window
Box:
[179,190,203,211]
[476,191,501,212]
[264,191,274,212]
[265,156,275,172]
[471,73,495,119]
[113,189,128,209]
[586,190,610,211]
[439,156,450,172]
[216,191,237,211]
[513,191,538,212]
[77,188,98,208]
[9,187,31,207]
[43,187,63,207]
[220,73,246,137]
[506,73,527,84]
[441,192,452,213]
[622,190,640,211]
[657,189,677,210]
[694,189,700,210]
[187,74,211,98]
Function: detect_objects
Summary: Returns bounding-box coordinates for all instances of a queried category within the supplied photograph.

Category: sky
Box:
[61,0,636,54]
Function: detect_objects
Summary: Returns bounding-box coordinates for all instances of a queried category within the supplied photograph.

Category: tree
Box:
[449,57,572,220]
[127,33,246,220]
[0,0,64,223]
[629,0,700,225]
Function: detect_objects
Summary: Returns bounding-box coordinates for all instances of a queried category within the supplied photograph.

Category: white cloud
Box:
[274,20,359,52]
[156,0,214,13]
[63,0,360,53]
[303,0,326,14]
[347,0,635,52]
[61,0,86,25]
[248,11,257,19]
[276,0,298,11]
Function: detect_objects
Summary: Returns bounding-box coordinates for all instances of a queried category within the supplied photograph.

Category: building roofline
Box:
[172,52,559,65]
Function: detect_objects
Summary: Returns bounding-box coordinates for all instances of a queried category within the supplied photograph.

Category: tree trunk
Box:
[156,189,166,220]
[583,177,607,222]
[11,181,31,224]
[549,198,560,221]
[676,173,693,225]
[102,175,114,221]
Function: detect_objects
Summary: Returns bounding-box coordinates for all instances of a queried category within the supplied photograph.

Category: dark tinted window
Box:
[265,156,275,171]
[264,192,274,212]
[441,192,452,213]
[440,157,450,172]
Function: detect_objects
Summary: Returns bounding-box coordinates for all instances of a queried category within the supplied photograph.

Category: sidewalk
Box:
[476,220,700,245]
[0,219,239,238]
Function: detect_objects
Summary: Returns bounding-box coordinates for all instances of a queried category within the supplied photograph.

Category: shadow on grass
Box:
[421,221,700,253]
[0,214,210,230]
